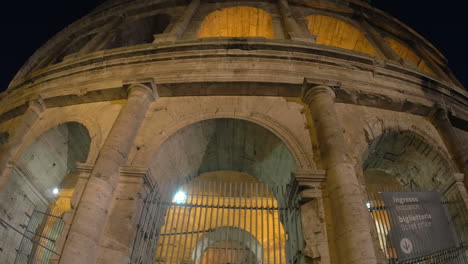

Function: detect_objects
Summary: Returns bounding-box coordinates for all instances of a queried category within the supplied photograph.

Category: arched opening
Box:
[131,118,302,264]
[0,122,91,264]
[105,13,171,49]
[363,130,468,263]
[198,7,274,39]
[306,15,380,57]
[52,33,97,63]
[384,37,434,75]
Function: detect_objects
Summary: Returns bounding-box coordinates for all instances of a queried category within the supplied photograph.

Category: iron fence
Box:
[11,206,64,264]
[131,180,303,264]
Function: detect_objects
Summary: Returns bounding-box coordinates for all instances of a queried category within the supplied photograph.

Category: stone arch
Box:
[192,226,263,264]
[105,13,171,49]
[305,14,380,57]
[149,118,296,188]
[198,6,274,39]
[360,120,457,174]
[133,110,314,174]
[384,36,434,75]
[363,130,456,192]
[13,113,102,165]
[131,119,303,264]
[0,121,92,264]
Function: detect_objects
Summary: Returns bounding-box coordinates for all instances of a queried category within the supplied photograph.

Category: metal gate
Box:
[131,179,303,264]
[367,187,468,264]
[0,206,64,264]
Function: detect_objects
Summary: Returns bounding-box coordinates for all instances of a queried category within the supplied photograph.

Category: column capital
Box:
[28,98,46,116]
[301,78,340,105]
[123,78,159,101]
[454,173,465,183]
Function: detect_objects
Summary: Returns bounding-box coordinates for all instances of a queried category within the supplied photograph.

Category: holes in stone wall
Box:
[53,33,97,64]
[104,13,171,49]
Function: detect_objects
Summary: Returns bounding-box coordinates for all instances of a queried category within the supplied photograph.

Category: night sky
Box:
[0,1,466,93]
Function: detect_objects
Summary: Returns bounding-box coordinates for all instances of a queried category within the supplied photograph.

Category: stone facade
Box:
[0,0,467,264]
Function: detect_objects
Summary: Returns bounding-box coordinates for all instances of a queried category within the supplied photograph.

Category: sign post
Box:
[381,192,456,261]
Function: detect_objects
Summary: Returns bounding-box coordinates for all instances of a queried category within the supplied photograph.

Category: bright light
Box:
[366,202,371,209]
[53,188,60,195]
[173,190,187,204]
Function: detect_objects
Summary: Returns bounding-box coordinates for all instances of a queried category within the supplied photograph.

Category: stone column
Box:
[0,99,45,191]
[153,0,200,43]
[278,0,314,43]
[303,83,378,264]
[430,108,468,184]
[59,80,157,264]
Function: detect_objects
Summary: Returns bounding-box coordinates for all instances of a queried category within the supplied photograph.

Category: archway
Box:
[363,130,468,262]
[198,6,274,39]
[131,118,302,264]
[0,122,91,264]
[105,13,171,49]
[306,14,380,57]
[384,37,434,75]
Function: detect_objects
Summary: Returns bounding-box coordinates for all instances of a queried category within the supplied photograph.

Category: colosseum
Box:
[0,0,467,263]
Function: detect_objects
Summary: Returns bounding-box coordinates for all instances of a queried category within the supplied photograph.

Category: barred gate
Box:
[131,179,303,264]
[0,206,64,264]
[367,188,468,264]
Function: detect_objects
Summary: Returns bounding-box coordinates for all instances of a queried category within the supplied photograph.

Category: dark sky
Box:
[0,1,466,93]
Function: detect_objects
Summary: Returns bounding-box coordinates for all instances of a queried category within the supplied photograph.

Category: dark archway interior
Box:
[53,33,97,63]
[105,13,171,49]
[0,122,90,263]
[150,118,296,191]
[364,130,455,193]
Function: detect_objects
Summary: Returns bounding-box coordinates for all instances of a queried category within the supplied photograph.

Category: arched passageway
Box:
[0,122,91,264]
[363,130,468,263]
[198,6,274,39]
[131,118,303,264]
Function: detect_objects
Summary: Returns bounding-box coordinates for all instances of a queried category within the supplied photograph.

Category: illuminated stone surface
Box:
[0,0,466,264]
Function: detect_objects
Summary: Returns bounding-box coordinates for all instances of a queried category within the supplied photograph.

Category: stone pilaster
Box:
[454,173,468,210]
[52,163,93,263]
[429,107,468,184]
[74,16,124,57]
[293,170,332,264]
[0,99,45,191]
[302,81,378,264]
[59,80,157,264]
[357,16,399,61]
[153,0,200,43]
[97,166,153,264]
[278,0,314,43]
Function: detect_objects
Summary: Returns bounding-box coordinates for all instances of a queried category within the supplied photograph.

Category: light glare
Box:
[53,188,60,195]
[173,190,187,204]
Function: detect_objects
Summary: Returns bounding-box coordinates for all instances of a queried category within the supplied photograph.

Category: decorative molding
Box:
[120,165,155,190]
[293,169,327,185]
